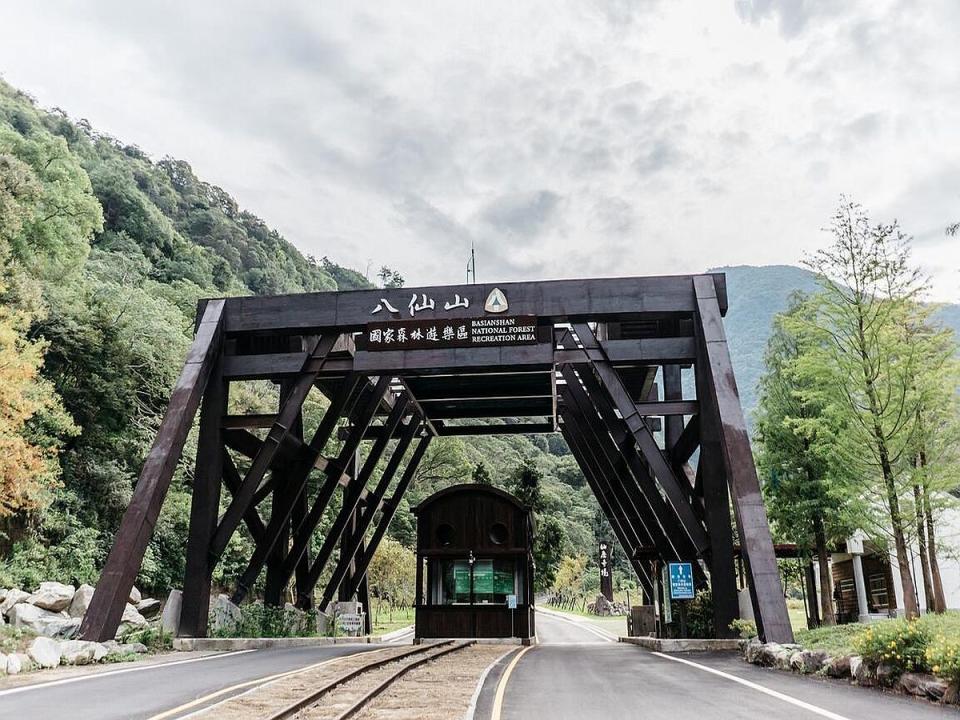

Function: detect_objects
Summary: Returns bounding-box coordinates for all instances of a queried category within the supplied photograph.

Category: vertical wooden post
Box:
[264,379,303,607]
[178,354,227,637]
[662,364,684,451]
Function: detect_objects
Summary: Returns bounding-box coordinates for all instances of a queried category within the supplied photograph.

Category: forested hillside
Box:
[0,78,371,591]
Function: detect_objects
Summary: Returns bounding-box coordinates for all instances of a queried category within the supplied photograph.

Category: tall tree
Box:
[903,316,960,612]
[756,294,852,626]
[797,199,927,618]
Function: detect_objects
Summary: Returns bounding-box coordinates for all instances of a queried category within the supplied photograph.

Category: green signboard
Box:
[494,566,515,595]
[454,561,471,598]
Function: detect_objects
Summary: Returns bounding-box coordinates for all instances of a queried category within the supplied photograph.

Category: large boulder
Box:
[0,587,7,603]
[0,589,30,616]
[28,637,61,669]
[824,655,852,678]
[898,672,949,701]
[789,649,830,674]
[0,651,6,674]
[116,642,148,655]
[743,639,764,664]
[28,582,75,612]
[50,617,81,639]
[210,594,242,635]
[8,603,70,635]
[128,586,142,604]
[68,584,96,618]
[6,653,23,675]
[116,604,149,637]
[160,590,182,635]
[137,598,162,620]
[58,640,101,666]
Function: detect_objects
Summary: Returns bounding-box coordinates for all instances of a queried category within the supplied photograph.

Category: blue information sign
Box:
[668,562,695,600]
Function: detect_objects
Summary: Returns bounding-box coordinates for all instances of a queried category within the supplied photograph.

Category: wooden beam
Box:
[221,275,725,335]
[559,418,654,599]
[571,323,710,556]
[81,299,225,642]
[563,366,707,574]
[209,333,342,562]
[554,337,697,365]
[178,351,227,638]
[694,275,793,643]
[319,414,424,607]
[221,414,277,429]
[295,396,410,597]
[220,451,267,543]
[230,373,364,604]
[273,377,391,595]
[340,436,433,602]
[671,414,701,466]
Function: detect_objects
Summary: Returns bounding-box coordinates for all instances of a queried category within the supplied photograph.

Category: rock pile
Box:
[0,583,157,640]
[587,594,628,616]
[741,638,955,704]
[0,583,156,675]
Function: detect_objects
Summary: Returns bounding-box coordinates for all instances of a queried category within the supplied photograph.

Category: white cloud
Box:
[0,0,957,301]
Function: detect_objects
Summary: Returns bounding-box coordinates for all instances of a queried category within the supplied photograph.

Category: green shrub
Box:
[926,632,960,686]
[853,618,930,678]
[730,618,757,639]
[118,626,173,651]
[211,602,316,638]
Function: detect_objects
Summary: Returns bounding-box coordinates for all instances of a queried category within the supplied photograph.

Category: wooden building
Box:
[413,484,535,641]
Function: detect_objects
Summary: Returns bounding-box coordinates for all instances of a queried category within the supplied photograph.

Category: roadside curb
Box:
[172,636,385,651]
[619,636,741,652]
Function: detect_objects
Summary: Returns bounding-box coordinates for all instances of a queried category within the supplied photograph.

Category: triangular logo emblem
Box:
[484,288,508,313]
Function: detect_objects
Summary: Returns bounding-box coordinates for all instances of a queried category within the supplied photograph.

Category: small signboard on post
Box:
[668,562,695,600]
[598,540,613,601]
[338,612,363,636]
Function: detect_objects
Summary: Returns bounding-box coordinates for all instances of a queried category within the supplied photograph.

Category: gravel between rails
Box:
[348,645,515,720]
[196,646,424,720]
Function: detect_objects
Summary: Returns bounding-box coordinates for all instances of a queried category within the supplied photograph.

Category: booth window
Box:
[435,558,519,605]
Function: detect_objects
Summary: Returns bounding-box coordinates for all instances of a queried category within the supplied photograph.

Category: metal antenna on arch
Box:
[466,242,477,283]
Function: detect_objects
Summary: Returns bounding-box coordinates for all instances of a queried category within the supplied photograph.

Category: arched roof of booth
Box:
[412,483,531,514]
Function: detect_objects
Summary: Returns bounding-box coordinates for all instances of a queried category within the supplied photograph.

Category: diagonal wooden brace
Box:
[571,322,709,556]
[209,333,341,561]
[81,299,225,642]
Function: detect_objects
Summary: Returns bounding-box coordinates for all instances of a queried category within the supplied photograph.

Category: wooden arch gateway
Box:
[79,273,794,644]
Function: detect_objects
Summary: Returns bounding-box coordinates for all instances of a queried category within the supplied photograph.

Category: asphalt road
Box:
[0,643,377,720]
[477,610,959,720]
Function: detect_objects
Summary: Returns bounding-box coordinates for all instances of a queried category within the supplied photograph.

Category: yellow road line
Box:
[490,645,534,720]
[146,647,392,720]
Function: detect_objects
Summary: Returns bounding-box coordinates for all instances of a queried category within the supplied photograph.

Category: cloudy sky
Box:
[1,0,957,300]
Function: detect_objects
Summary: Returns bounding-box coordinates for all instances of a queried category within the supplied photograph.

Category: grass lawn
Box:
[370,605,414,635]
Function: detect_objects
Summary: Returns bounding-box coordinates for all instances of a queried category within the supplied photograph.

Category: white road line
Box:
[651,652,853,720]
[0,650,256,698]
[463,647,519,720]
[536,608,617,643]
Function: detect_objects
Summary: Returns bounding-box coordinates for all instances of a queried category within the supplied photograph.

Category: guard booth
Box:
[413,484,535,642]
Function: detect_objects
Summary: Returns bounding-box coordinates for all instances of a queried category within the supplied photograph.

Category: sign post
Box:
[598,540,613,602]
[668,562,695,638]
[506,593,517,638]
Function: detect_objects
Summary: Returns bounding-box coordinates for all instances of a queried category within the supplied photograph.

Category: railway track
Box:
[191,641,476,720]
